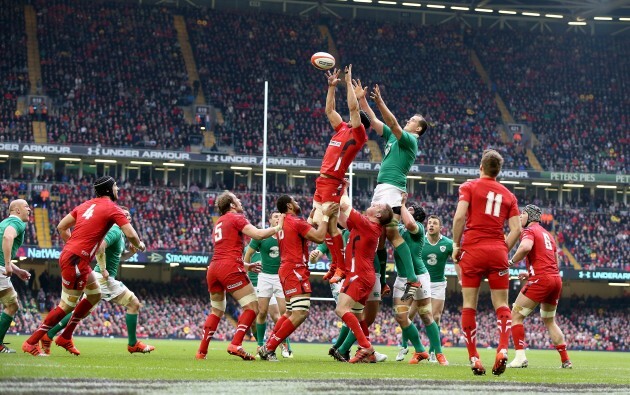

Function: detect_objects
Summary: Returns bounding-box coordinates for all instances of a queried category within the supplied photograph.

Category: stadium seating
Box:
[473,30,628,174]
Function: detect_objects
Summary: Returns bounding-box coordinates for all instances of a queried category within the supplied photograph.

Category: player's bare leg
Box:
[112,291,154,354]
[490,288,511,376]
[196,291,226,359]
[227,284,258,361]
[255,296,271,351]
[335,293,374,363]
[260,294,310,361]
[508,292,538,368]
[462,286,485,375]
[0,288,19,353]
[55,273,102,356]
[429,298,445,362]
[541,303,571,368]
[415,298,448,366]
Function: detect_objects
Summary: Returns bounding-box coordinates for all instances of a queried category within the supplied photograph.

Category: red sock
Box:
[265,319,296,351]
[198,313,221,354]
[359,320,370,341]
[60,299,95,340]
[331,234,345,272]
[342,313,371,349]
[461,307,479,359]
[555,343,570,363]
[269,315,288,339]
[231,309,256,346]
[25,306,67,345]
[512,323,525,350]
[496,306,512,351]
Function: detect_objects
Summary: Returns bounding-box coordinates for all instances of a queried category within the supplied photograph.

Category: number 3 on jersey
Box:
[485,191,503,217]
[82,204,96,220]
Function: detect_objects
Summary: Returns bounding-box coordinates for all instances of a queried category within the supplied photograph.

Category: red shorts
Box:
[206,261,251,294]
[521,275,562,306]
[313,176,344,204]
[459,243,509,289]
[341,274,375,306]
[279,265,311,298]
[59,250,92,290]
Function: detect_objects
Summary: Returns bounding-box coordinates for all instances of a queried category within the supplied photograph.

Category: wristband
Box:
[508,259,514,267]
[322,215,330,223]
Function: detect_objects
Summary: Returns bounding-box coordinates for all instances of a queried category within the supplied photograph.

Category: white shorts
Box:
[330,281,342,304]
[269,295,278,306]
[430,281,447,301]
[393,272,431,301]
[94,271,127,302]
[0,266,13,292]
[371,183,405,207]
[367,273,382,302]
[256,273,285,299]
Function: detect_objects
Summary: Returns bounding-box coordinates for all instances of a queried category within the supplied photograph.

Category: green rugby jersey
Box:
[94,225,125,278]
[376,124,418,190]
[394,222,427,276]
[246,248,261,287]
[422,234,453,283]
[0,216,26,267]
[248,236,280,275]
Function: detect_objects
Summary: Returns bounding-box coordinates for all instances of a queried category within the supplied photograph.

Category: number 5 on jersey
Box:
[214,222,223,242]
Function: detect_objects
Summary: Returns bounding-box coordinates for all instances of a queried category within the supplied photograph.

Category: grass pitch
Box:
[2,335,629,394]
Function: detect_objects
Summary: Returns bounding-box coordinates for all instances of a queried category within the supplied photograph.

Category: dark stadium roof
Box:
[473,0,630,18]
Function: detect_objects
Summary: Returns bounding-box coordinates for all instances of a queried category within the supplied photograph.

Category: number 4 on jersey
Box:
[82,204,96,220]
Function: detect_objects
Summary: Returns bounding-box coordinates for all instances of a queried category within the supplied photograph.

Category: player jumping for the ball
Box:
[315,64,371,284]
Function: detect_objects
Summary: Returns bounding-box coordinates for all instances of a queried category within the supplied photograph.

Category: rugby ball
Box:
[311,52,335,70]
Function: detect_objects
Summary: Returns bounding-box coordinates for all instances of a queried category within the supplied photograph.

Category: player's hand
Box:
[17,269,30,281]
[309,250,322,263]
[326,68,341,87]
[401,281,420,301]
[4,267,12,277]
[128,245,138,254]
[137,241,146,252]
[323,203,339,217]
[344,64,352,84]
[101,270,109,281]
[276,214,285,231]
[370,84,383,103]
[382,284,391,297]
[401,192,408,206]
[452,245,462,263]
[518,272,529,282]
[246,262,262,273]
[352,79,367,100]
[329,268,346,284]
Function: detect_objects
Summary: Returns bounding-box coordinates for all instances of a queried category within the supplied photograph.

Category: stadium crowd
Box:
[0,2,625,178]
[474,30,628,174]
[8,275,629,352]
[1,178,627,270]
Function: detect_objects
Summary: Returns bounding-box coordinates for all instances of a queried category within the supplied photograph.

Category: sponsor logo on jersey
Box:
[328,140,342,147]
[285,287,297,295]
[498,269,509,276]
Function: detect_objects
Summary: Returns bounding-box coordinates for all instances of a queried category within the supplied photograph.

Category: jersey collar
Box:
[425,234,442,246]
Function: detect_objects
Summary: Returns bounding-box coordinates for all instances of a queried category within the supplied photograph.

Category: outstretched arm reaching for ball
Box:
[345,65,361,129]
[371,84,404,140]
[325,68,343,129]
[354,79,384,136]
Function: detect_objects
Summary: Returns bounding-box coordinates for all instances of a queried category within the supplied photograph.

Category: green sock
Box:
[126,313,138,346]
[0,312,14,343]
[400,327,408,348]
[285,337,291,351]
[338,330,357,354]
[47,312,72,338]
[333,324,350,349]
[426,321,442,354]
[402,323,425,353]
[256,323,266,347]
[395,242,417,282]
